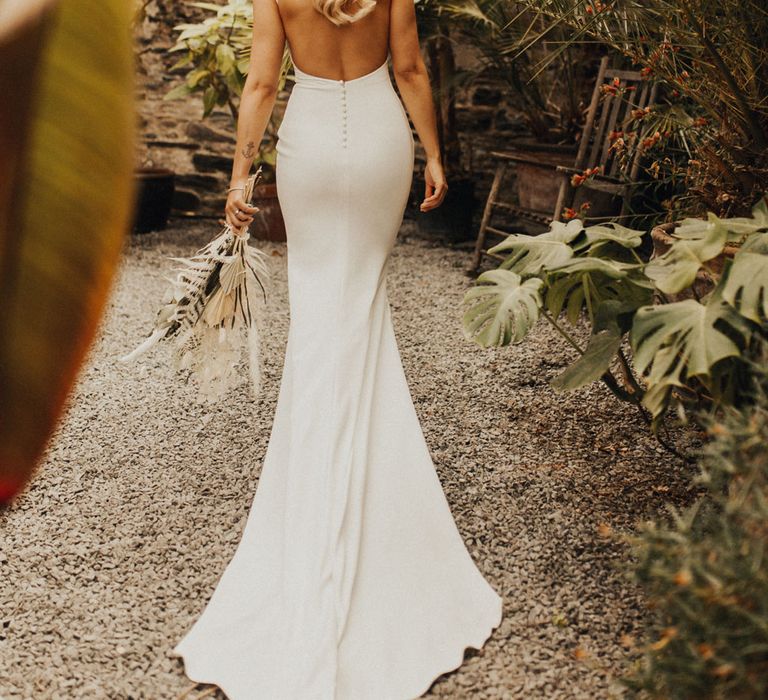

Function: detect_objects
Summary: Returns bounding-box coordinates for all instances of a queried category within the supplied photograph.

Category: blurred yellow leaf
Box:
[0,0,135,502]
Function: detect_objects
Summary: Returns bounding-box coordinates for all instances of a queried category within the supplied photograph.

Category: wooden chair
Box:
[470,56,658,273]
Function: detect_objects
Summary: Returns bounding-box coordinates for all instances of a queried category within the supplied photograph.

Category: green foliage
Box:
[623,368,768,699]
[167,0,253,115]
[462,196,768,425]
[166,0,291,167]
[509,0,768,218]
[434,0,598,142]
[644,220,728,294]
[720,233,768,323]
[462,270,543,346]
[631,295,749,418]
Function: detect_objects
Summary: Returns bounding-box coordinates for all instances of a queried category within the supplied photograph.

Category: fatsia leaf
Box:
[488,219,583,276]
[215,43,236,74]
[719,232,768,323]
[645,219,728,294]
[0,0,135,502]
[462,269,543,347]
[630,299,747,417]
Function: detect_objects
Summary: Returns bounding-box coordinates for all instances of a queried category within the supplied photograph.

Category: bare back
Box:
[275,0,391,81]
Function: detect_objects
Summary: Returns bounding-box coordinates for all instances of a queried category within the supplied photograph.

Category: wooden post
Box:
[470,162,506,273]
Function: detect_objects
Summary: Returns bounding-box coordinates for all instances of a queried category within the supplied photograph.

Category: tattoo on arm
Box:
[242,140,257,159]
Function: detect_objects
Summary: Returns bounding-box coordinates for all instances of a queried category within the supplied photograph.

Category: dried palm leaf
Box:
[119,169,270,402]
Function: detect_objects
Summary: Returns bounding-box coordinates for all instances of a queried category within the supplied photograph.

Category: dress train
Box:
[172,58,503,700]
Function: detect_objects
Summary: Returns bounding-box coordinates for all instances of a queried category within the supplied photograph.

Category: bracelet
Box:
[228,186,244,193]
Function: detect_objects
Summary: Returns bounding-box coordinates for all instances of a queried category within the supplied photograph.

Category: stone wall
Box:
[134,1,527,229]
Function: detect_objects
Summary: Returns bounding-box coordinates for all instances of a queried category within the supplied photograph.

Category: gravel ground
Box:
[0,219,696,700]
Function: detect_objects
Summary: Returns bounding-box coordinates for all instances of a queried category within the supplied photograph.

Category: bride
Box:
[172,0,503,697]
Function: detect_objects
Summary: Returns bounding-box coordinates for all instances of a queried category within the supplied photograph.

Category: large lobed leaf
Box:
[645,216,728,295]
[462,269,543,347]
[675,198,768,242]
[489,219,649,327]
[545,256,650,325]
[719,232,768,324]
[551,300,635,392]
[581,222,645,252]
[489,219,582,276]
[630,298,749,417]
[0,0,135,503]
[648,198,768,296]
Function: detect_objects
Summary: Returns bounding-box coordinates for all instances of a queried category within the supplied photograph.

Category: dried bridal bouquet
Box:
[119,169,269,401]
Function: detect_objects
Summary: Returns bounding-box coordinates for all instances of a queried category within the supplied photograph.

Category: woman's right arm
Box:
[389,0,448,212]
[224,0,286,232]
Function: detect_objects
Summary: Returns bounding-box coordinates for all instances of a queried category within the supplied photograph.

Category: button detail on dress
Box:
[340,85,348,148]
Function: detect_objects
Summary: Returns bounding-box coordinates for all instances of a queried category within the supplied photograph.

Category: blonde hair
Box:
[313,0,377,25]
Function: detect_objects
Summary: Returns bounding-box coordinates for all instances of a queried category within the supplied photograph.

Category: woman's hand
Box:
[222,188,259,236]
[420,158,448,212]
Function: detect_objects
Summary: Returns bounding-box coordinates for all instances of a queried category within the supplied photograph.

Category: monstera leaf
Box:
[581,222,645,254]
[544,256,650,324]
[675,198,768,241]
[719,232,768,323]
[630,298,748,417]
[489,219,583,276]
[550,300,635,391]
[645,217,728,295]
[462,269,543,347]
[0,0,135,503]
[650,200,768,298]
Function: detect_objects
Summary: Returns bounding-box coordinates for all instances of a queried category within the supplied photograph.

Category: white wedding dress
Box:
[172,57,503,699]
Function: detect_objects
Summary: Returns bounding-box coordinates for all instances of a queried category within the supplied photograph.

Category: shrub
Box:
[165,0,291,168]
[623,363,768,698]
[166,0,254,117]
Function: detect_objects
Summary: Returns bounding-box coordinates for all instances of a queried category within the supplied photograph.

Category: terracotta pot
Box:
[133,168,175,233]
[510,140,620,220]
[250,183,286,242]
[513,145,576,214]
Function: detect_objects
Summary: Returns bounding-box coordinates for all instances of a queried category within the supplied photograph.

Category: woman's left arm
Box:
[225,0,286,232]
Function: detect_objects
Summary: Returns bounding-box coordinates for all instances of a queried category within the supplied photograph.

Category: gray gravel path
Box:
[0,220,694,699]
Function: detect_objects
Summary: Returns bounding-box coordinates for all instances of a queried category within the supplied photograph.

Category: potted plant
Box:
[166,0,291,240]
[133,163,176,233]
[132,0,177,233]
